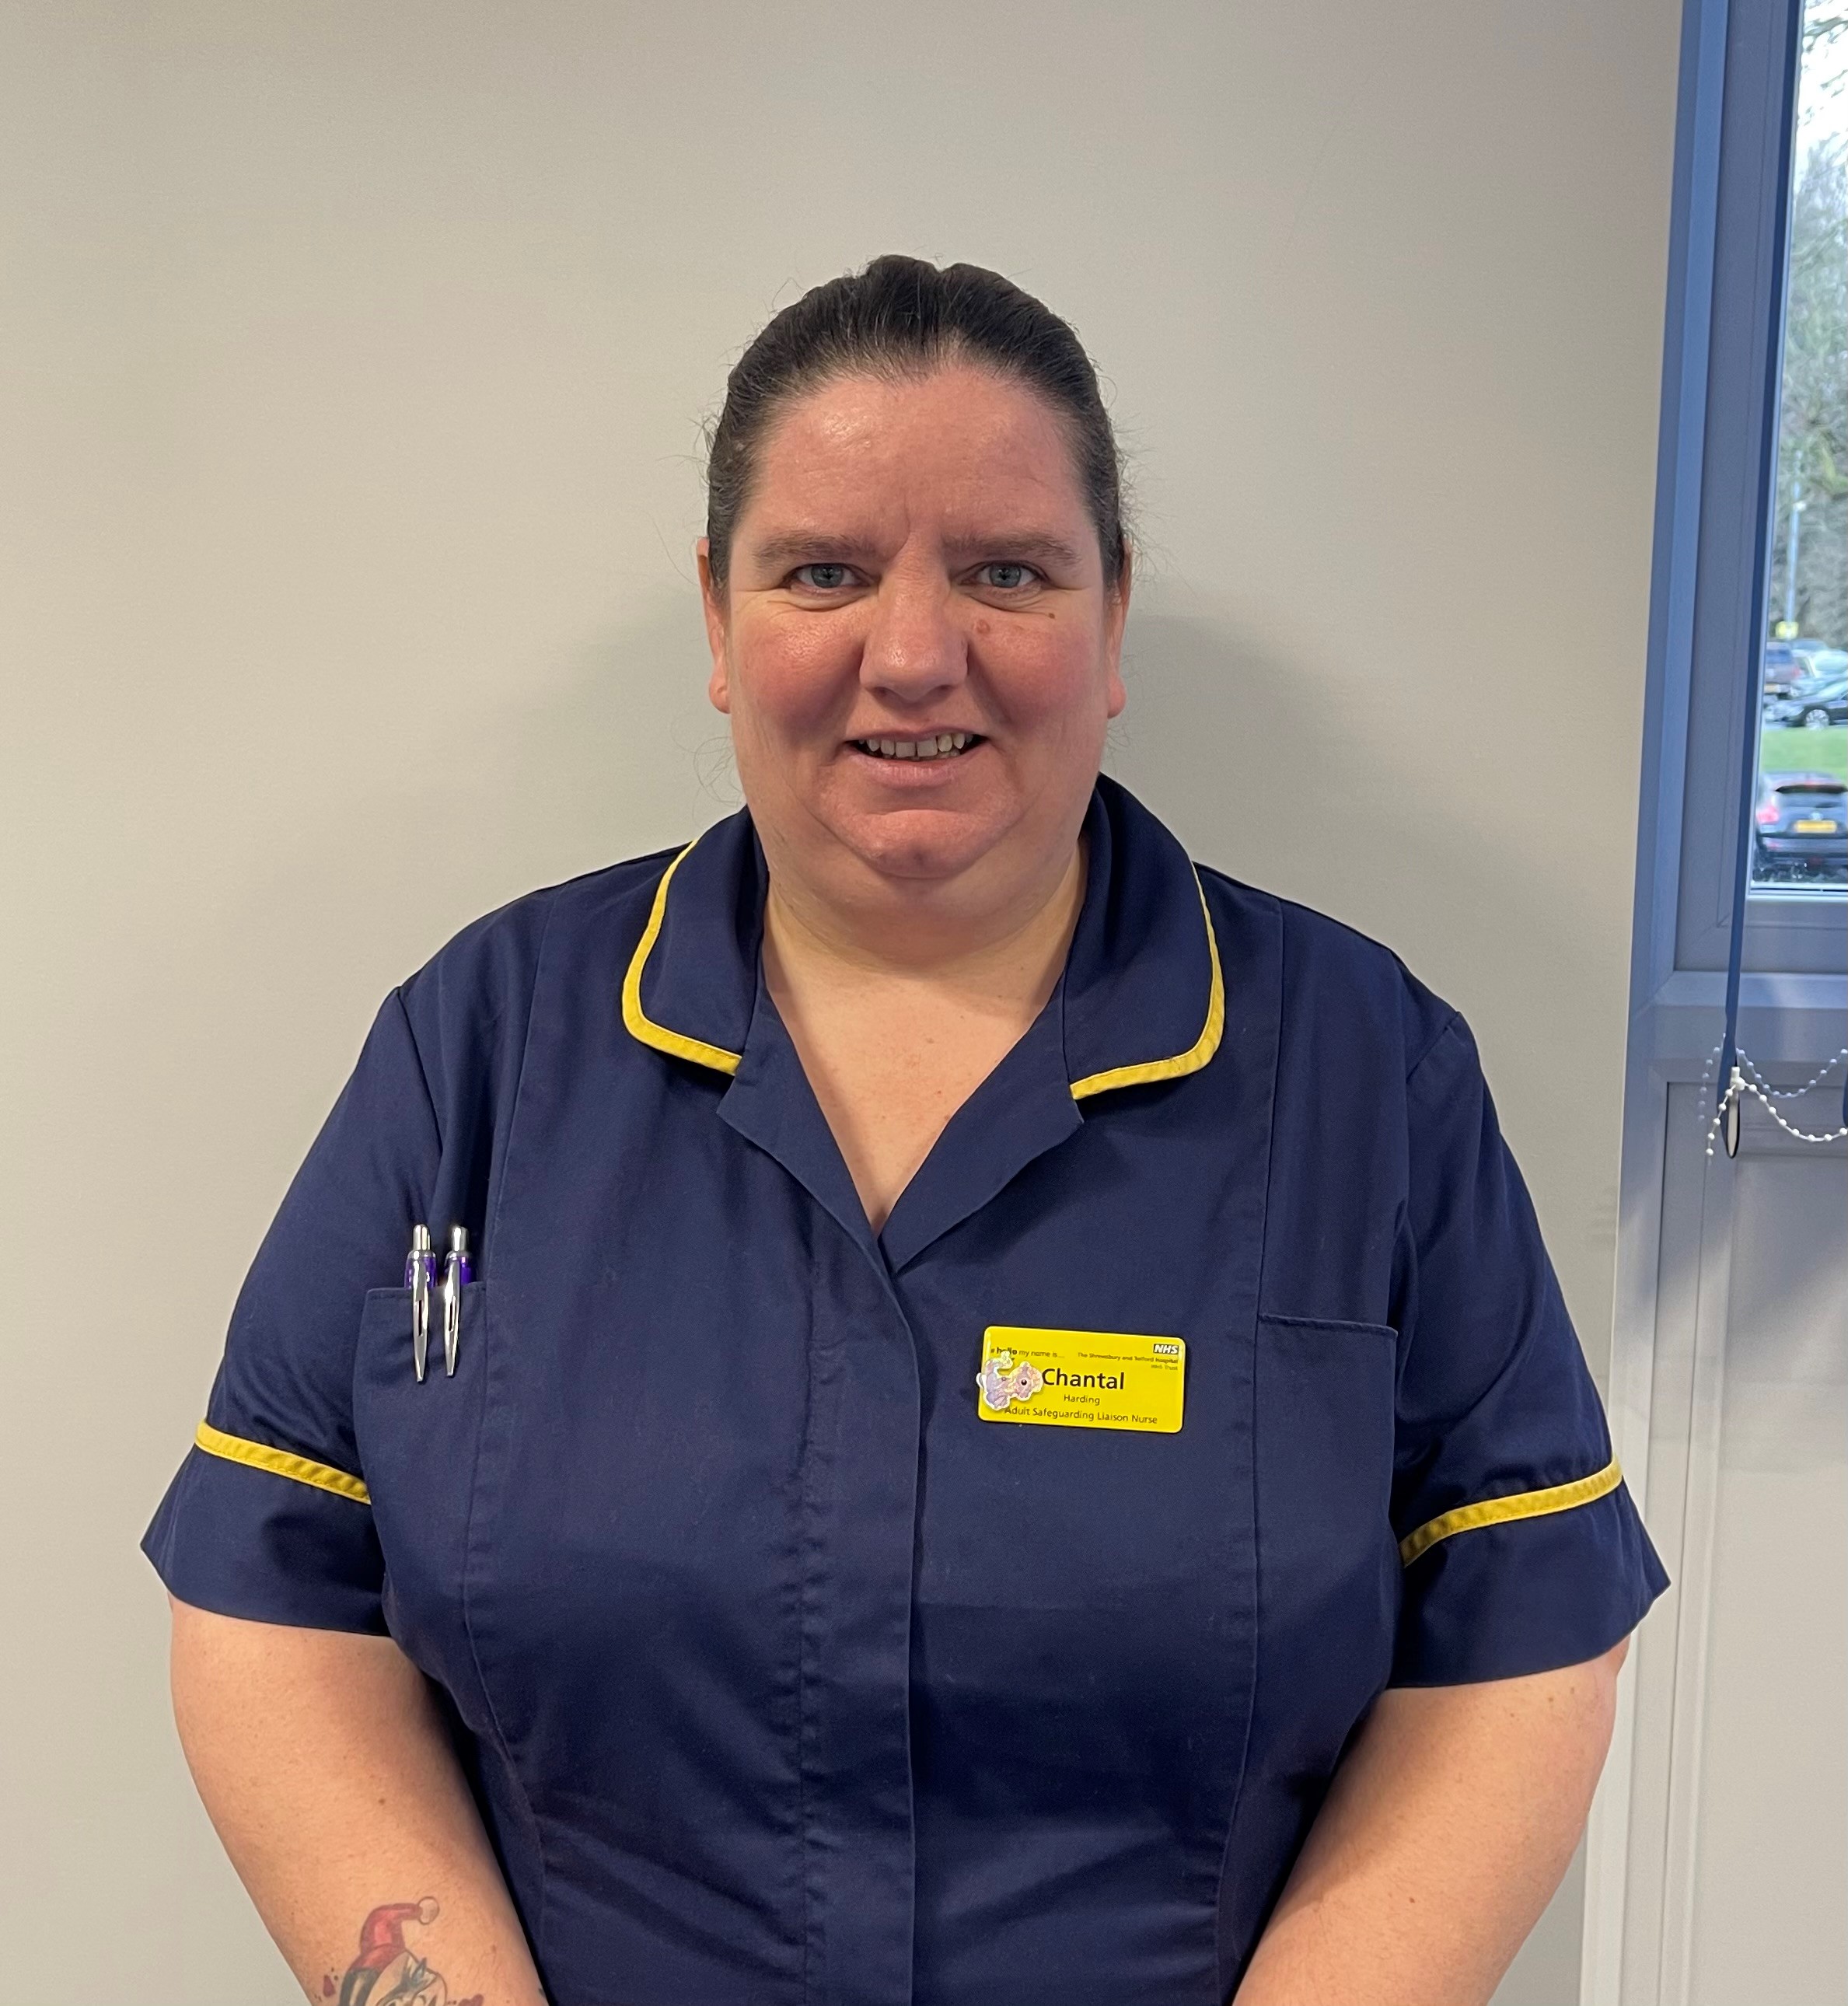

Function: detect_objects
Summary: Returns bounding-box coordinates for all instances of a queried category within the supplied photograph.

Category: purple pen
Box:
[406,1224,435,1382]
[441,1225,473,1378]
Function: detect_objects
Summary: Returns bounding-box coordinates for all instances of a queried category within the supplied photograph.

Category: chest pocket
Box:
[351,1281,494,1691]
[1253,1314,1400,1718]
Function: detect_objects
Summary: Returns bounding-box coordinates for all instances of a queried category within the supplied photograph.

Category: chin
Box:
[830,803,1012,887]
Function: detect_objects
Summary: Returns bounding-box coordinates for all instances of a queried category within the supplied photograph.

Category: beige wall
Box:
[1,3,1682,1998]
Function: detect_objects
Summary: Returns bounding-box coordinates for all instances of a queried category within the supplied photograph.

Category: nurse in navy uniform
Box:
[147,255,1667,2006]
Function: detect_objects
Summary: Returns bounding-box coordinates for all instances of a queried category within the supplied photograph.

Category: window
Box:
[1666,0,1846,974]
[1753,8,1846,888]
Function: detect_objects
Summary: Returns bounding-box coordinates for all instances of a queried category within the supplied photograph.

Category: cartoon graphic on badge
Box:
[977,1349,1045,1411]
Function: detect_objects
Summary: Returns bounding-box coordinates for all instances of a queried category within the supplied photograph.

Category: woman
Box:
[148,255,1667,2006]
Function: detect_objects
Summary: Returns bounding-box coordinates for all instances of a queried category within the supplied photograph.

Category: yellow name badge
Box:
[976,1326,1186,1434]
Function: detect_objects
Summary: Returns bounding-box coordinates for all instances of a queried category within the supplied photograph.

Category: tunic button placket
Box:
[795,1273,922,2006]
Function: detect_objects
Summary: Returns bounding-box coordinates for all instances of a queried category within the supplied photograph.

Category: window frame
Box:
[1586,4,1846,1999]
[1660,0,1843,984]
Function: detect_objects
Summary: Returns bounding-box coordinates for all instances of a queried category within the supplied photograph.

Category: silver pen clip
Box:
[441,1224,473,1378]
[407,1223,435,1382]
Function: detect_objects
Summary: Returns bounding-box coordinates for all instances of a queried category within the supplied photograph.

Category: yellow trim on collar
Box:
[194,1421,371,1506]
[1398,1456,1622,1567]
[1068,872,1225,1101]
[620,840,1225,1096]
[620,840,744,1076]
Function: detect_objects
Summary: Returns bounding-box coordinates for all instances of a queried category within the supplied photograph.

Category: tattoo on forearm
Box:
[321,1898,484,2006]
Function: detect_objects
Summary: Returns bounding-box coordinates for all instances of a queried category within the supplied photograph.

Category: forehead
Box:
[744,365,1088,533]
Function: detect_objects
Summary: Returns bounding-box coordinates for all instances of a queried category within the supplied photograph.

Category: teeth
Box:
[855,732,978,760]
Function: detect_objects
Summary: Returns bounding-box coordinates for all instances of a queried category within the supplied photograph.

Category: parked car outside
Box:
[1753,770,1848,881]
[1762,641,1805,700]
[1788,640,1848,680]
[1762,675,1848,729]
[1762,643,1847,702]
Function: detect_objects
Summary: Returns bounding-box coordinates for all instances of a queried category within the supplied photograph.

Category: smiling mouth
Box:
[849,732,985,762]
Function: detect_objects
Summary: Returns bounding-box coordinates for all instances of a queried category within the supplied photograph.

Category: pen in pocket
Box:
[406,1224,435,1382]
[441,1225,473,1378]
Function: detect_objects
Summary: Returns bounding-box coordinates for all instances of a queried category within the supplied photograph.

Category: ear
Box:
[1103,545,1133,720]
[697,539,732,714]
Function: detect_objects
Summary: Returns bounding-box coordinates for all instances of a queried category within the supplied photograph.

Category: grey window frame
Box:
[1586,4,1846,1997]
[1656,0,1844,991]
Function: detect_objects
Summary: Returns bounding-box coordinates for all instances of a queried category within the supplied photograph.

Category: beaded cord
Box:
[1700,1044,1848,1155]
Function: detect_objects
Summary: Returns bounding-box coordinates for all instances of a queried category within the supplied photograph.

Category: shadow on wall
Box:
[1110,596,1605,1027]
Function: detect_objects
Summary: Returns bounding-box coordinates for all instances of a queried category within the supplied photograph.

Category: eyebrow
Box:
[955,532,1086,570]
[746,529,1088,572]
[747,533,875,571]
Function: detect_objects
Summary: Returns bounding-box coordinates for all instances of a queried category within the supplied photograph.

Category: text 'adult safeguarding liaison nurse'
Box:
[146,256,1668,2006]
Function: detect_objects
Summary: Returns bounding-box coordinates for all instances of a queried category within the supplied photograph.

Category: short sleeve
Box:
[1389,1013,1668,1685]
[141,990,439,1633]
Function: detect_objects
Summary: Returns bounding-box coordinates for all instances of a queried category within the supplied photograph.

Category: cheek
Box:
[731,612,863,738]
[986,618,1111,728]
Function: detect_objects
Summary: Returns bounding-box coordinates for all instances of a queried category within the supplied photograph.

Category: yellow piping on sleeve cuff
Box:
[194,1421,372,1506]
[1399,1456,1622,1567]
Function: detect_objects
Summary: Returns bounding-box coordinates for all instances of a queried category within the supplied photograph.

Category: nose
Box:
[859,567,968,704]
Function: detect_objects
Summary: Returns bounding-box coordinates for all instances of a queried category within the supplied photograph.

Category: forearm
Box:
[1233,1641,1626,2006]
[169,1597,547,2006]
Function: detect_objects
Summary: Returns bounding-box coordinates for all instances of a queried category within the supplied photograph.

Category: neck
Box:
[762,839,1088,1015]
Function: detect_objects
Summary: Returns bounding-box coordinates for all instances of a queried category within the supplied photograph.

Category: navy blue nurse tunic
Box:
[144,777,1667,2006]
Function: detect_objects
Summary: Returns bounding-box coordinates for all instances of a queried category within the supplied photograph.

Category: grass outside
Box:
[1759,724,1848,782]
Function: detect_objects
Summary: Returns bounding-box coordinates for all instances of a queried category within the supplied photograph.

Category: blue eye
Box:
[980,562,1036,591]
[793,564,854,591]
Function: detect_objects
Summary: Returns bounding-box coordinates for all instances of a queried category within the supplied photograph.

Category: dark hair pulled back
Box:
[704,254,1127,592]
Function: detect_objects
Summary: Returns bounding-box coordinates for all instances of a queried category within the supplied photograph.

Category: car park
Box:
[1753,769,1848,881]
